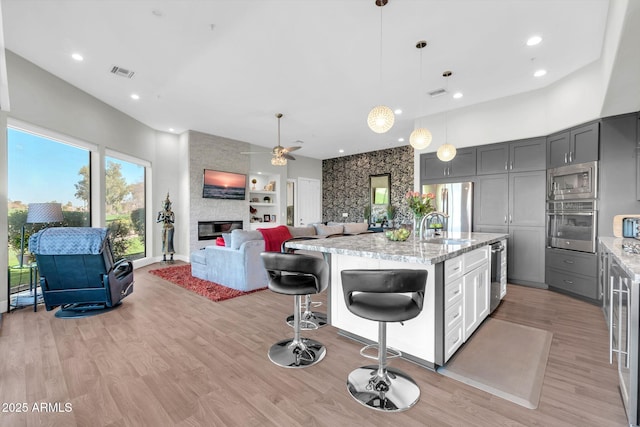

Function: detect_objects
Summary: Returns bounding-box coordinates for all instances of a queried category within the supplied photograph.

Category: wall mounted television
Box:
[202,169,247,200]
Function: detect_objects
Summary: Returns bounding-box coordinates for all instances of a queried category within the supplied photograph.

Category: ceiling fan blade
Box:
[282,153,296,160]
[283,146,301,152]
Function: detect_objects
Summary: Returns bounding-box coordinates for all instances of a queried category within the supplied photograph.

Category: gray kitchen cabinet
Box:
[509,170,545,226]
[599,113,640,235]
[476,143,508,175]
[546,248,598,300]
[421,148,476,180]
[509,138,546,172]
[473,225,544,285]
[547,121,599,168]
[474,170,545,287]
[475,170,545,228]
[476,138,545,175]
[509,226,546,285]
[475,174,508,226]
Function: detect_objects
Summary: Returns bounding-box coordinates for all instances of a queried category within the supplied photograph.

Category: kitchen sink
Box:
[421,237,476,245]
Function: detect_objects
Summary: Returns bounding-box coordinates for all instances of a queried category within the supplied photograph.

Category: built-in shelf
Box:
[249,173,281,230]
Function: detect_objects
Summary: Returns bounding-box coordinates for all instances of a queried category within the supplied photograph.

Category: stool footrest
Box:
[359,344,402,361]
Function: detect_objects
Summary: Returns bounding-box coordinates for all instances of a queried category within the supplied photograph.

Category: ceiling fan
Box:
[242,113,302,164]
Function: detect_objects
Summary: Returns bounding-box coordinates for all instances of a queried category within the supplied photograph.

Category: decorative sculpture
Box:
[157,193,175,263]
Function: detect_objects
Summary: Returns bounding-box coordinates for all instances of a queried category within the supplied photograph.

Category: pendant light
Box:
[437,70,457,162]
[367,0,394,134]
[410,40,432,150]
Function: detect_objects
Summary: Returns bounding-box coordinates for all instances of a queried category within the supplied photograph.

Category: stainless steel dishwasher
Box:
[490,241,506,314]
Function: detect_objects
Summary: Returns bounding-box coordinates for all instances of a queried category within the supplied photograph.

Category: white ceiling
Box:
[1,0,612,160]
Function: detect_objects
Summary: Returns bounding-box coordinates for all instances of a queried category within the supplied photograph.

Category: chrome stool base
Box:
[268,338,326,368]
[286,311,328,329]
[346,365,420,412]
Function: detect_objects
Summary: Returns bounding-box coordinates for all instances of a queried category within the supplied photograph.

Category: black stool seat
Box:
[341,269,428,412]
[261,252,329,368]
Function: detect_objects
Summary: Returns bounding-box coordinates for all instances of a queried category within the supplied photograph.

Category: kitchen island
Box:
[285,231,508,369]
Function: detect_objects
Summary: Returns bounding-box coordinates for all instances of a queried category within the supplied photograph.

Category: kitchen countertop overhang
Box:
[599,237,640,281]
[285,232,508,265]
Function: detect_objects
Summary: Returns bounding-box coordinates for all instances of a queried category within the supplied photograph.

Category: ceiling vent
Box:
[110,66,135,79]
[428,88,447,98]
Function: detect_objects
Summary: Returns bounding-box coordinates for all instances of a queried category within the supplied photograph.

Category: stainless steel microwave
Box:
[547,161,598,201]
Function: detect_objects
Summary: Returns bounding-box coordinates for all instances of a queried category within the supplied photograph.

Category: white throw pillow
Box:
[343,222,369,234]
[314,224,344,236]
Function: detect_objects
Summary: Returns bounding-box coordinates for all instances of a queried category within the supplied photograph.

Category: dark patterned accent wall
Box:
[322,145,415,225]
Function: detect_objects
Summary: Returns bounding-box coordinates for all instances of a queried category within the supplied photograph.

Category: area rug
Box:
[149,264,265,302]
[437,317,553,409]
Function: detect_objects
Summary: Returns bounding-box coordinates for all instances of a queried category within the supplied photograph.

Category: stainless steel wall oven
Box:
[546,200,597,253]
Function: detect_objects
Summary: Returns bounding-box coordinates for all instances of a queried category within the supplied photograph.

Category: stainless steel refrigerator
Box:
[421,182,473,233]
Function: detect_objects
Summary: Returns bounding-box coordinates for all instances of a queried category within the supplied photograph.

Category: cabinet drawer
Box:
[445,257,464,281]
[444,319,464,363]
[545,249,597,278]
[464,246,489,272]
[444,300,463,331]
[547,268,598,299]
[444,277,463,309]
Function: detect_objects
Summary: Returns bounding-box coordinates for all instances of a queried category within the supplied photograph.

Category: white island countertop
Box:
[285,231,508,265]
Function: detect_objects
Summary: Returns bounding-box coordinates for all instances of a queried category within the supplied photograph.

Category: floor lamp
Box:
[20,202,64,268]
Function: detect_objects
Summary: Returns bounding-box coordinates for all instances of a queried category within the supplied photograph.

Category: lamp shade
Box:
[409,128,433,150]
[367,105,395,133]
[271,155,287,166]
[437,144,457,162]
[26,203,64,224]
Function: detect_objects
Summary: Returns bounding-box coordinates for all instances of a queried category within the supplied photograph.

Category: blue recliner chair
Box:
[29,227,134,318]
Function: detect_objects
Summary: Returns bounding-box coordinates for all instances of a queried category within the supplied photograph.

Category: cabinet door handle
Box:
[609,275,614,364]
[564,153,568,163]
[444,167,447,176]
[563,280,574,285]
[504,215,507,224]
[504,161,508,171]
[510,161,513,170]
[569,151,573,163]
[509,214,512,223]
[563,259,575,264]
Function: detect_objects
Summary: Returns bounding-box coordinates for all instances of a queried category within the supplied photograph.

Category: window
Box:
[104,154,146,260]
[7,126,91,294]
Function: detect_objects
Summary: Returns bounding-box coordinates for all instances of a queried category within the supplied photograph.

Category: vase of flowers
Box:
[405,191,436,237]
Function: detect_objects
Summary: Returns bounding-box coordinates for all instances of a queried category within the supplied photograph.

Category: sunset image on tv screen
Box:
[203,170,246,200]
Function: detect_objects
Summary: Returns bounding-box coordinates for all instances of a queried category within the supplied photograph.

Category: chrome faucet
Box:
[419,211,449,240]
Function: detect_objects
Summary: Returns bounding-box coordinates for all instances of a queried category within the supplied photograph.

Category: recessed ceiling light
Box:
[394,109,403,115]
[339,149,345,153]
[130,93,140,100]
[534,69,547,77]
[169,128,175,132]
[526,36,542,46]
[71,53,84,61]
[453,92,463,99]
[398,138,404,142]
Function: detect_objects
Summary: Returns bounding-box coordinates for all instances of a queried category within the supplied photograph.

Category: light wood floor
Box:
[0,262,628,427]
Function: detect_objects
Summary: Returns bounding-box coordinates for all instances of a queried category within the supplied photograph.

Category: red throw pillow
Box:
[257,225,293,252]
[215,236,225,246]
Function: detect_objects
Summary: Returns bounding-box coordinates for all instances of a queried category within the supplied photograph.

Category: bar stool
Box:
[261,252,329,368]
[280,236,329,330]
[341,269,428,412]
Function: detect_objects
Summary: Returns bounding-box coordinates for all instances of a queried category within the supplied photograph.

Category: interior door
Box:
[297,177,322,225]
